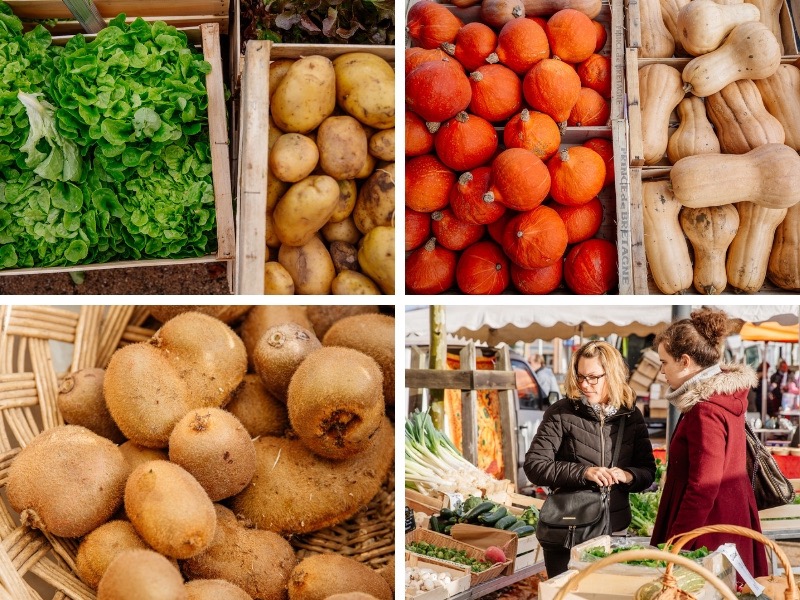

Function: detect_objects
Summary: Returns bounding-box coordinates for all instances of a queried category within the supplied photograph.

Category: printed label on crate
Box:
[406,506,416,534]
[717,545,762,596]
[443,492,464,512]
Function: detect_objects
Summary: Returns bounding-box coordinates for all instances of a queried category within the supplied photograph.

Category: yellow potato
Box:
[329,180,357,223]
[353,163,395,234]
[267,172,289,211]
[269,133,319,183]
[278,237,336,295]
[358,226,394,294]
[266,209,281,248]
[317,116,368,180]
[268,116,284,146]
[369,129,395,161]
[321,216,361,245]
[273,176,340,247]
[331,271,381,295]
[355,151,377,179]
[333,53,394,130]
[272,56,336,134]
[264,262,295,295]
[269,59,295,100]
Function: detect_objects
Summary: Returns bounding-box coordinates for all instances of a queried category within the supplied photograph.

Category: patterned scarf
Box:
[581,396,618,418]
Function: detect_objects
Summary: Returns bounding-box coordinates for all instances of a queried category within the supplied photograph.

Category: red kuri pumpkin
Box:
[523,58,581,125]
[487,210,516,244]
[494,18,550,75]
[406,238,458,294]
[582,138,614,186]
[407,60,472,124]
[468,64,523,123]
[546,9,596,63]
[449,167,507,225]
[502,206,568,269]
[547,146,606,206]
[406,154,456,212]
[406,110,435,156]
[444,22,498,71]
[431,208,486,250]
[568,87,610,126]
[407,1,464,49]
[486,148,551,211]
[405,48,462,76]
[528,16,548,29]
[406,209,432,251]
[456,240,511,294]
[435,112,498,171]
[511,261,563,294]
[551,196,604,243]
[593,20,607,51]
[563,238,618,294]
[503,109,561,160]
[577,54,612,99]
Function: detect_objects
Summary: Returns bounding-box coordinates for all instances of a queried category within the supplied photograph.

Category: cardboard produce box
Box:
[406,553,472,600]
[450,523,518,576]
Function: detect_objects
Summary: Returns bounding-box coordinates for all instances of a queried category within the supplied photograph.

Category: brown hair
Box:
[653,307,730,368]
[563,340,636,409]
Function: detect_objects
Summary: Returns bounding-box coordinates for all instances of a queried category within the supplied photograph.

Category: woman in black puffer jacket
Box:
[524,341,656,577]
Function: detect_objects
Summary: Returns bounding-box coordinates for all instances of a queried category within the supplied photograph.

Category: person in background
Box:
[528,354,560,400]
[770,360,790,415]
[749,361,770,414]
[650,308,768,579]
[782,369,800,411]
[524,341,656,578]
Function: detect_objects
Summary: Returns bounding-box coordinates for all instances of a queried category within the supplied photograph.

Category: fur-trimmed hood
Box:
[667,362,757,414]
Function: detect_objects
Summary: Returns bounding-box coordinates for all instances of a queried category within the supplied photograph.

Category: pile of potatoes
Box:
[5,305,395,600]
[266,52,395,295]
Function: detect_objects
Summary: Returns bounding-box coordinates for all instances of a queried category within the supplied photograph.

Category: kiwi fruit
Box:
[7,425,128,538]
[97,549,186,600]
[288,554,392,600]
[252,323,322,402]
[168,408,256,501]
[182,505,296,600]
[230,416,393,535]
[125,461,216,559]
[287,346,384,459]
[240,306,313,367]
[104,343,192,448]
[57,368,125,443]
[224,374,288,438]
[151,312,247,408]
[322,313,395,406]
[305,306,379,339]
[185,580,253,600]
[76,520,149,589]
[149,306,253,325]
[119,441,169,475]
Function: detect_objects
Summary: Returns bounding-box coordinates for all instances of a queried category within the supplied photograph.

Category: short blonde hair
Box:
[563,341,636,409]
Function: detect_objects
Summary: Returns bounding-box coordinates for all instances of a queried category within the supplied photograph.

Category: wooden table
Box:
[450,562,547,600]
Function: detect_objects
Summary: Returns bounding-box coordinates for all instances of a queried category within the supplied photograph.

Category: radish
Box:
[485,546,507,564]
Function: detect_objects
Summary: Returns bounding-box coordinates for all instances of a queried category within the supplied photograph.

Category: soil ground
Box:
[0,263,231,295]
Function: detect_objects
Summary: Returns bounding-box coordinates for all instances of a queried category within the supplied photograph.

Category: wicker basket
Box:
[0,305,395,599]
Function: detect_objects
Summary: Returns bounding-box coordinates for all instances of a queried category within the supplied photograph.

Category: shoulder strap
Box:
[611,414,627,467]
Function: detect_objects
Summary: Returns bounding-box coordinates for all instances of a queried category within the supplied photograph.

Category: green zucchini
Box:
[478,506,508,525]
[460,500,496,522]
[429,515,441,533]
[508,519,529,531]
[495,514,519,530]
[513,525,536,537]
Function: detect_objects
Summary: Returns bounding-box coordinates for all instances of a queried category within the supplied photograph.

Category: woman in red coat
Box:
[650,308,768,578]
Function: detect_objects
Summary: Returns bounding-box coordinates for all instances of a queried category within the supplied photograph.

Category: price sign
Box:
[405,506,416,534]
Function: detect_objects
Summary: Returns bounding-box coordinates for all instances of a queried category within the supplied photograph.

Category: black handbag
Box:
[536,414,627,550]
[745,420,795,510]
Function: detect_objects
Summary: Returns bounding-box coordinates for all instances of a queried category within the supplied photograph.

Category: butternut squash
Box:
[522,0,602,17]
[660,0,690,54]
[676,0,760,56]
[667,96,721,163]
[754,65,800,151]
[680,205,739,294]
[726,202,787,292]
[714,0,745,5]
[640,0,675,58]
[705,79,785,154]
[639,64,685,165]
[670,143,800,209]
[767,203,800,290]
[642,180,693,294]
[682,21,781,97]
[746,0,784,54]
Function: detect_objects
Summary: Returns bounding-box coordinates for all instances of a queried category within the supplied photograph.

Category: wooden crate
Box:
[6,0,229,35]
[234,42,395,294]
[0,23,235,283]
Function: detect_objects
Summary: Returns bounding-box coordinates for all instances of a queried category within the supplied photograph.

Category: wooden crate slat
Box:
[6,0,229,19]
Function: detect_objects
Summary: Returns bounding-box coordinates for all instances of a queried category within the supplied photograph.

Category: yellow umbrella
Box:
[739,321,799,343]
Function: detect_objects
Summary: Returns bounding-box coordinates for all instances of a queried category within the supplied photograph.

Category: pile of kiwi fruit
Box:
[6,306,395,600]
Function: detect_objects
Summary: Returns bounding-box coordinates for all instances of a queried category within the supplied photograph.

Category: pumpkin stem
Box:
[470,70,484,82]
[559,148,570,162]
[458,171,474,185]
[441,42,456,56]
[426,121,441,134]
[432,211,444,222]
[552,55,562,62]
[516,230,524,238]
[455,111,469,123]
[683,82,692,94]
[424,237,437,252]
[512,4,524,17]
[520,108,530,122]
[558,121,568,135]
[486,53,499,64]
[495,263,503,271]
[482,191,495,204]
